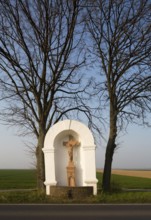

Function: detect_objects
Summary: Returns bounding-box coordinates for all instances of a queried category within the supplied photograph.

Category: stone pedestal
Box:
[66,161,76,187]
[50,186,93,199]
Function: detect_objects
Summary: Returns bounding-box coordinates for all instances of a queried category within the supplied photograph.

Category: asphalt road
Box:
[0,204,151,220]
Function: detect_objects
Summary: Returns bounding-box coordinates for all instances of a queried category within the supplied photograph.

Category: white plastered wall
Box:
[42,120,98,195]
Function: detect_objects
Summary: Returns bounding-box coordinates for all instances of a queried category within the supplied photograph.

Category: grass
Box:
[94,191,151,203]
[97,172,151,190]
[0,170,151,203]
[0,169,37,189]
[111,174,151,189]
[1,190,151,204]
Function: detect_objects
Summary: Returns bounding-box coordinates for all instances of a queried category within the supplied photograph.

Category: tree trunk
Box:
[36,130,45,189]
[102,136,116,191]
[102,104,117,192]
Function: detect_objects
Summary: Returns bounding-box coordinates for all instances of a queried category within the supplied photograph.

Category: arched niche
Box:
[54,130,82,186]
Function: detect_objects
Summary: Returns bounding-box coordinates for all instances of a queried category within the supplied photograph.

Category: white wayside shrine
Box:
[42,120,98,196]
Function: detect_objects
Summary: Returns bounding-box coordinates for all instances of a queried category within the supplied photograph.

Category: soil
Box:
[97,169,151,179]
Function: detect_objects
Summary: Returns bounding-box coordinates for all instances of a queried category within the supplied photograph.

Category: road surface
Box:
[0,204,151,220]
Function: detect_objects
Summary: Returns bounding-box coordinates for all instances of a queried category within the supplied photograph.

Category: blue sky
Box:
[96,123,151,170]
[0,122,151,170]
[0,124,33,169]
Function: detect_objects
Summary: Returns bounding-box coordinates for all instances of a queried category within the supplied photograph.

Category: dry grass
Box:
[97,169,151,179]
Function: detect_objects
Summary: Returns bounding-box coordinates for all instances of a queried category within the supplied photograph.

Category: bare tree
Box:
[86,0,151,191]
[0,0,90,189]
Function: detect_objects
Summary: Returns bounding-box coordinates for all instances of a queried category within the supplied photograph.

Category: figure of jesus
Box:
[68,144,73,162]
[63,135,80,187]
[63,135,80,163]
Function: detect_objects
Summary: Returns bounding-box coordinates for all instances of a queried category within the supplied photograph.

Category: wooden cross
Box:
[63,135,80,162]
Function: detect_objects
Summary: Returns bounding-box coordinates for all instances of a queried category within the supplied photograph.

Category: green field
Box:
[0,170,151,203]
[0,169,37,189]
[0,170,151,190]
[97,172,151,190]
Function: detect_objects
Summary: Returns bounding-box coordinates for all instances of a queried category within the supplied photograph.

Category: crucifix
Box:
[63,135,80,163]
[63,135,80,187]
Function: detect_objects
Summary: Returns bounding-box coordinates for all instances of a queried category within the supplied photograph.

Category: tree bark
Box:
[102,104,117,192]
[102,136,116,191]
[36,129,45,189]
